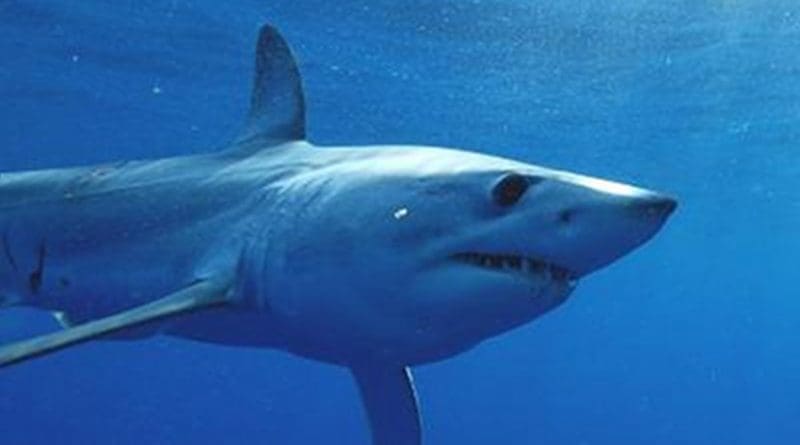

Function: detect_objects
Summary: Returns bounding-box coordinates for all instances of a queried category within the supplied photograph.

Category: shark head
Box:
[231,26,676,365]
[261,145,676,364]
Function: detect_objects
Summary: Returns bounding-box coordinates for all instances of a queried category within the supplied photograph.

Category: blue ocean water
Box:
[0,0,798,443]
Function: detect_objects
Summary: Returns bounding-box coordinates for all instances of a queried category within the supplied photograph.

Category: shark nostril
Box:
[558,209,573,224]
[632,195,678,218]
[492,173,530,207]
[657,197,678,215]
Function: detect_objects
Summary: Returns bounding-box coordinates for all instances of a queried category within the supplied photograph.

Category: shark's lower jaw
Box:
[450,252,578,286]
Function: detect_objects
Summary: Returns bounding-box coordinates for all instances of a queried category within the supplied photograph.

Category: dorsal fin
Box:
[237,25,306,144]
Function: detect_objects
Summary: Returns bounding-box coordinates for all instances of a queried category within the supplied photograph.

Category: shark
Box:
[0,24,676,444]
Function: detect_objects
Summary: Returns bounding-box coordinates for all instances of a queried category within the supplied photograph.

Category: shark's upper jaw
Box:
[450,251,578,287]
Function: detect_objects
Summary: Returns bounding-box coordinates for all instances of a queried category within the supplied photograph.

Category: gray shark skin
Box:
[0,25,676,445]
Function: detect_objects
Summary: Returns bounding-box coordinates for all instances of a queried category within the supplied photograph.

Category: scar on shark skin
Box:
[1,231,18,272]
[28,242,46,294]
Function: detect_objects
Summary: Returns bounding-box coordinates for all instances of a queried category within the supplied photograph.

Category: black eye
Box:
[492,173,530,207]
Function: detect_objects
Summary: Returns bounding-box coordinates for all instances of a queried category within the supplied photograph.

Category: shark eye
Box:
[492,173,530,207]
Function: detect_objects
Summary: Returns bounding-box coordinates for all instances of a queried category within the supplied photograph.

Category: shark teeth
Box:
[451,252,575,283]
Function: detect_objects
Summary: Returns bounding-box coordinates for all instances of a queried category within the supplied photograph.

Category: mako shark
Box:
[0,25,676,444]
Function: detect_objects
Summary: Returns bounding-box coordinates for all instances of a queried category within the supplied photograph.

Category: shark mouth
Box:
[451,252,577,285]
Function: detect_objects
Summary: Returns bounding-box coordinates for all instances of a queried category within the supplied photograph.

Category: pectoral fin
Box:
[351,365,422,445]
[0,278,232,368]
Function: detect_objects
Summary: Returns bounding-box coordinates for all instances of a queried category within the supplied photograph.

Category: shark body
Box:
[0,26,676,444]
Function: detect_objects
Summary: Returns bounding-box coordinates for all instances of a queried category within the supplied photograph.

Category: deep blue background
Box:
[1,1,798,443]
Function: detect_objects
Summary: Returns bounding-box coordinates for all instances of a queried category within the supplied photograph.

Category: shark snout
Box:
[626,193,678,219]
[513,173,677,278]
